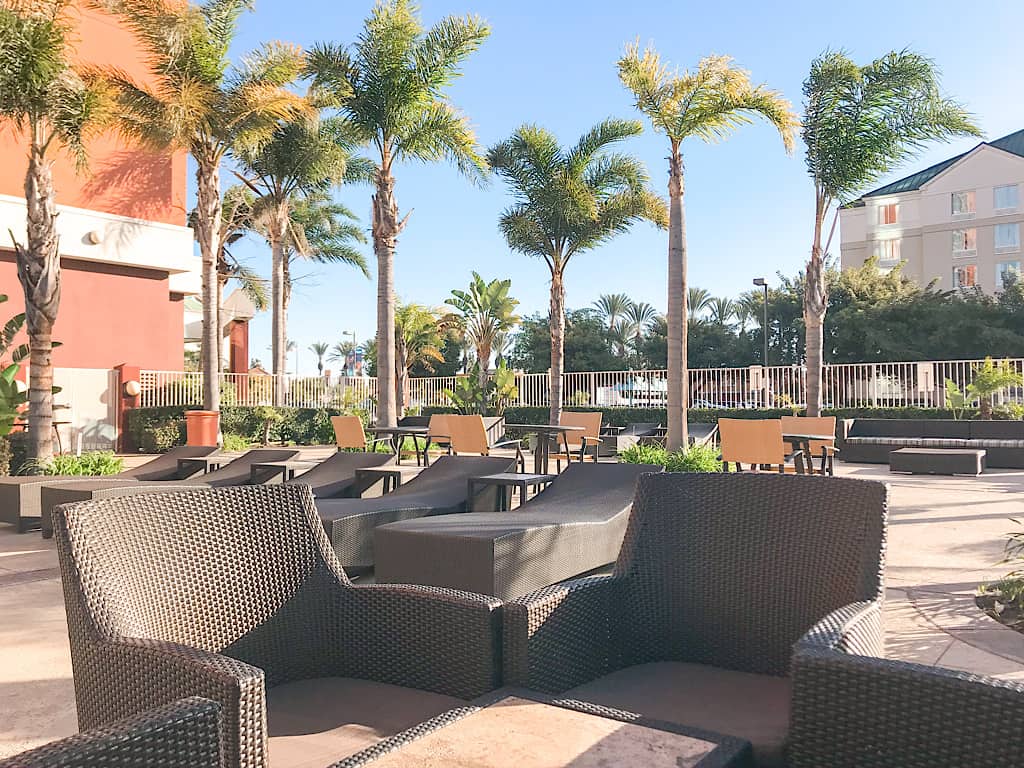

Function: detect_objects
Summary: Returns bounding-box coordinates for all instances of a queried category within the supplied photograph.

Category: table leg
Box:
[535,434,549,475]
[392,435,402,465]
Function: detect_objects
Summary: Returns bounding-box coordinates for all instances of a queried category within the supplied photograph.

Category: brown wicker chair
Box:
[53,484,502,768]
[789,612,1024,767]
[503,472,888,768]
[0,697,222,768]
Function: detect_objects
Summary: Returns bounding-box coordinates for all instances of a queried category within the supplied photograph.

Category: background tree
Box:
[0,0,110,463]
[687,287,712,319]
[444,272,520,393]
[100,0,308,413]
[625,300,657,356]
[708,297,735,326]
[309,342,329,375]
[619,45,797,448]
[489,120,666,423]
[394,303,444,416]
[307,0,490,427]
[801,49,979,415]
[508,310,629,374]
[594,293,633,331]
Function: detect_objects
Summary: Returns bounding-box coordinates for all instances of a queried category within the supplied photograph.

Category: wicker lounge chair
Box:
[0,697,222,768]
[52,484,502,768]
[374,462,661,599]
[790,620,1024,766]
[39,448,300,538]
[502,472,888,768]
[283,449,394,498]
[316,455,516,569]
[0,444,218,533]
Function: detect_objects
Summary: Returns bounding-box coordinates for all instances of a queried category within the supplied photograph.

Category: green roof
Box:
[860,128,1024,200]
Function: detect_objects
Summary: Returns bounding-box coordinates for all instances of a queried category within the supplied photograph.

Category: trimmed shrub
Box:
[31,451,124,476]
[618,443,722,473]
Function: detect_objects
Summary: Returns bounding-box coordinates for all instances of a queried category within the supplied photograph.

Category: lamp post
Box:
[753,278,769,407]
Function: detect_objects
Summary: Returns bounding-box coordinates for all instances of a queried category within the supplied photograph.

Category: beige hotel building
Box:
[840,129,1024,293]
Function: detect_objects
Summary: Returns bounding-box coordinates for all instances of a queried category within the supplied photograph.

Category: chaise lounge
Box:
[316,454,516,569]
[839,418,1024,468]
[374,462,660,599]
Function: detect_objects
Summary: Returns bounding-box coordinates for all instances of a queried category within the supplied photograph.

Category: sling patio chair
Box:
[39,448,299,538]
[503,472,888,768]
[0,444,218,534]
[315,454,516,570]
[718,418,804,473]
[419,413,453,464]
[0,697,222,768]
[330,415,392,452]
[53,484,501,768]
[374,462,661,600]
[780,415,838,476]
[442,415,524,472]
[548,411,603,471]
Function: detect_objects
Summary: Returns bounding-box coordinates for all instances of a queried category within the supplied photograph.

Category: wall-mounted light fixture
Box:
[123,380,142,397]
[86,230,103,245]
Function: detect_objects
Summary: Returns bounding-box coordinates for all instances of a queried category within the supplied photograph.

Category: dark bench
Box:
[889,448,986,476]
[839,419,1024,468]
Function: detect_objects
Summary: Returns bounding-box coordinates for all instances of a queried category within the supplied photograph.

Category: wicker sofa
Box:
[502,472,888,768]
[53,484,503,768]
[839,418,1024,467]
[790,614,1024,766]
[0,697,222,768]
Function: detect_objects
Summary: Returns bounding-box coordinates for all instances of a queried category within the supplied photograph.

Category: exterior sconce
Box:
[86,230,103,245]
[123,380,142,397]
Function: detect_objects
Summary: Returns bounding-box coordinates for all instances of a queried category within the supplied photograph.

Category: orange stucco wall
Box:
[0,251,184,371]
[0,4,188,225]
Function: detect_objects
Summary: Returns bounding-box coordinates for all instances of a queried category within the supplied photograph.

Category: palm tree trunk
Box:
[372,167,400,427]
[548,269,566,425]
[666,144,689,450]
[394,340,407,420]
[805,197,828,418]
[269,205,289,406]
[478,340,490,414]
[15,138,60,464]
[195,157,222,413]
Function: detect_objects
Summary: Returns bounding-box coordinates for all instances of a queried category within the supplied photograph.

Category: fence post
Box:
[114,363,141,453]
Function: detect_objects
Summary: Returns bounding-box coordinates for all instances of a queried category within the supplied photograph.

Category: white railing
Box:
[137,359,1024,413]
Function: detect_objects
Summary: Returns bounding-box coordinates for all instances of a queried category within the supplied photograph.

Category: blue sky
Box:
[225,0,1024,375]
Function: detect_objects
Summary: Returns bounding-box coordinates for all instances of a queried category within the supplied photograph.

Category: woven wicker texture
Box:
[283,450,393,498]
[53,484,503,768]
[504,472,888,692]
[0,697,221,768]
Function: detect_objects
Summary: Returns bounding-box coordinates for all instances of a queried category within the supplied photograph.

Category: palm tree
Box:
[594,293,633,331]
[309,342,329,376]
[625,300,658,352]
[394,303,444,417]
[329,340,356,365]
[619,45,797,449]
[708,297,735,326]
[100,0,309,413]
[233,116,370,400]
[734,301,754,334]
[489,120,666,423]
[609,320,632,358]
[306,0,490,427]
[801,50,979,416]
[687,287,713,319]
[0,1,110,463]
[445,272,520,394]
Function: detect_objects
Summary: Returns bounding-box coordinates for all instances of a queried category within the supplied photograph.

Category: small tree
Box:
[309,342,329,376]
[971,358,1023,420]
[444,272,520,396]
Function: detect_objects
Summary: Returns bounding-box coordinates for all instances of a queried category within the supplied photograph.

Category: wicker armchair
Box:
[53,485,502,768]
[503,472,888,768]
[790,610,1024,767]
[0,697,221,768]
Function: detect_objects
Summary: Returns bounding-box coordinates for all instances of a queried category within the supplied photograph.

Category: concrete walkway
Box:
[0,453,1022,756]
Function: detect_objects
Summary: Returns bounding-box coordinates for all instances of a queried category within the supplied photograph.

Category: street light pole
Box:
[753,278,770,407]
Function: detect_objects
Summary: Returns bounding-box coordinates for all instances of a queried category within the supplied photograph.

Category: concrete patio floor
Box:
[1,453,1022,756]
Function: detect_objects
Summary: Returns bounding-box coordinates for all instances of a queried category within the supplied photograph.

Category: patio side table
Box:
[249,460,312,484]
[467,472,557,511]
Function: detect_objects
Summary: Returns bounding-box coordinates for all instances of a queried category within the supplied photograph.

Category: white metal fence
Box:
[137,359,1024,413]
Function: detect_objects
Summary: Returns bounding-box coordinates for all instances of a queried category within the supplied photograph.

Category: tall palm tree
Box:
[0,1,110,463]
[489,120,666,423]
[309,342,329,375]
[619,45,797,449]
[306,0,490,427]
[594,293,633,331]
[801,50,979,416]
[687,287,713,319]
[734,301,754,334]
[445,272,520,393]
[609,319,632,358]
[625,300,658,352]
[329,340,356,365]
[708,297,735,326]
[234,116,370,400]
[394,303,444,417]
[99,0,309,413]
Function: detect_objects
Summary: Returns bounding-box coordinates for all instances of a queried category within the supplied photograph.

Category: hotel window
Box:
[995,184,1019,212]
[995,223,1021,253]
[878,203,898,225]
[952,228,977,254]
[997,261,1021,289]
[953,264,977,289]
[873,239,901,264]
[952,190,976,217]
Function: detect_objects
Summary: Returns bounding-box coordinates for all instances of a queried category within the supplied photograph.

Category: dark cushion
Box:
[917,438,971,448]
[968,439,1024,448]
[920,420,971,439]
[566,661,791,768]
[848,419,924,438]
[266,677,464,768]
[970,421,1024,440]
[846,437,924,447]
